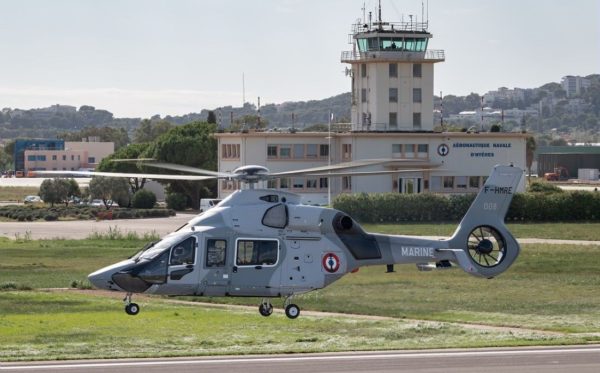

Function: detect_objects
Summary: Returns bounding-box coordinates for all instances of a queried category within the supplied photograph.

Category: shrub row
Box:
[332,191,600,223]
[109,208,175,219]
[0,205,175,222]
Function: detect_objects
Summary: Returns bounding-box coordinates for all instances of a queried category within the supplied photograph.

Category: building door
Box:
[399,177,423,194]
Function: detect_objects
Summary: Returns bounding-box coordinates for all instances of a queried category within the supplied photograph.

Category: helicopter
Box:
[37,161,523,319]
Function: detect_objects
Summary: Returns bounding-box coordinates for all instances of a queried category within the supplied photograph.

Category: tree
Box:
[525,136,537,181]
[207,111,217,124]
[38,178,70,207]
[146,121,217,209]
[133,119,174,143]
[98,143,151,194]
[131,189,156,209]
[89,176,130,210]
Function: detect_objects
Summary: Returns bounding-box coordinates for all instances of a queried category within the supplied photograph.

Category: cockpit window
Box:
[170,237,196,265]
[262,203,288,229]
[139,235,184,261]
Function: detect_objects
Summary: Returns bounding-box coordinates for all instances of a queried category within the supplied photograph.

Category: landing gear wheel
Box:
[285,304,300,319]
[125,303,140,316]
[259,303,274,317]
[467,225,506,268]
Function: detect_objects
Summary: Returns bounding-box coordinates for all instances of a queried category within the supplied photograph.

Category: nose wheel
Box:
[124,293,140,316]
[259,299,274,317]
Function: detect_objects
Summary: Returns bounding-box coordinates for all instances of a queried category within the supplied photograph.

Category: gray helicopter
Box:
[40,162,523,319]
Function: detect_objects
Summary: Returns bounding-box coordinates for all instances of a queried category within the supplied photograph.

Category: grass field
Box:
[1,291,584,362]
[0,187,39,202]
[1,226,599,361]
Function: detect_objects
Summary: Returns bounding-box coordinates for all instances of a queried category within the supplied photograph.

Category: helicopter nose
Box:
[87,259,135,291]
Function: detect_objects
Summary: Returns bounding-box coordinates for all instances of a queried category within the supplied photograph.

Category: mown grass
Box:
[0,291,587,361]
[1,237,599,335]
[363,222,600,241]
[0,186,39,202]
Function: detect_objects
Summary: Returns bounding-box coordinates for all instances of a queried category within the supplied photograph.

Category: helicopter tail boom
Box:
[446,164,524,278]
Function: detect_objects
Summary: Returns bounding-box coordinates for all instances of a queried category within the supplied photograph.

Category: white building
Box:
[215,5,526,204]
[561,75,591,97]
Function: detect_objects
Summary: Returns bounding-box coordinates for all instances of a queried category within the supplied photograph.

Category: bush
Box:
[333,190,600,223]
[527,181,563,194]
[166,192,188,211]
[132,189,157,209]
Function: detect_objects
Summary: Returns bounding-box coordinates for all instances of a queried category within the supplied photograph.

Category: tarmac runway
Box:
[2,346,600,372]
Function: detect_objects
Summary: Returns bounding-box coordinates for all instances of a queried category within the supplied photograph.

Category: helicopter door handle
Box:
[255,265,263,270]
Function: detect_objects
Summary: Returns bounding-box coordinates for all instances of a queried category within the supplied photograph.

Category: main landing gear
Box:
[258,296,300,319]
[124,293,140,316]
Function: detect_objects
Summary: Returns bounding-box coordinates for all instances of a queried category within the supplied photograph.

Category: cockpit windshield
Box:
[138,235,184,261]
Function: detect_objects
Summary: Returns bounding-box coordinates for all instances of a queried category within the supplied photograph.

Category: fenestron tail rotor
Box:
[467,225,506,268]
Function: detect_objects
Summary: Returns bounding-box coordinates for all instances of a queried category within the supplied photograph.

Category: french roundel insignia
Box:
[322,253,341,273]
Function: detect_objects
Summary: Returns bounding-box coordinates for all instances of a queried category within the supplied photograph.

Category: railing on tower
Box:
[341,49,445,62]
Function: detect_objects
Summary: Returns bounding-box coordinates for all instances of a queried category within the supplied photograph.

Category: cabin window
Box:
[169,237,195,265]
[236,239,279,266]
[262,203,288,228]
[206,239,227,267]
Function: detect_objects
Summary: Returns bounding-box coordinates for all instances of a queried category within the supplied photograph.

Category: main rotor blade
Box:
[304,168,444,177]
[270,159,400,177]
[32,170,216,181]
[139,162,230,178]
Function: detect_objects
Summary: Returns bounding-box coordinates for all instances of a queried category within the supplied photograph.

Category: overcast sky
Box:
[0,0,598,117]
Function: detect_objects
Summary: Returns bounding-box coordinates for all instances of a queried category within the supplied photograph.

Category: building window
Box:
[456,176,468,189]
[413,113,421,130]
[361,88,367,103]
[279,145,291,158]
[306,144,317,158]
[443,176,454,189]
[319,178,328,189]
[342,144,352,160]
[319,144,329,158]
[267,145,277,158]
[389,63,397,78]
[293,144,305,158]
[342,176,352,191]
[413,63,422,77]
[389,88,398,103]
[389,112,397,128]
[267,179,277,189]
[52,155,57,161]
[413,88,422,103]
[222,144,240,159]
[469,176,481,189]
[405,144,415,158]
[279,178,289,189]
[417,144,428,154]
[71,155,75,161]
[392,144,402,154]
[62,155,66,161]
[27,155,36,161]
[88,157,95,164]
[361,63,367,78]
[292,178,304,189]
[306,178,318,189]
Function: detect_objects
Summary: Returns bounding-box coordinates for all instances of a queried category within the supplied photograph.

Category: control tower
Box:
[341,3,445,132]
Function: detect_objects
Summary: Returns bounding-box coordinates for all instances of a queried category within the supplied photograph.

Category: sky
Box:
[0,0,598,118]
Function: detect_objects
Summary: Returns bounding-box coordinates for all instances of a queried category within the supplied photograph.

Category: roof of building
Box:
[537,146,600,155]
